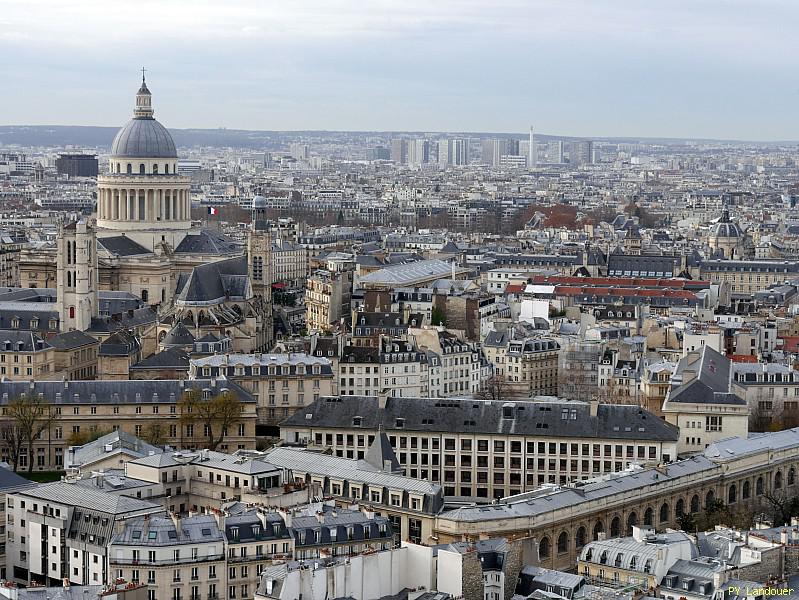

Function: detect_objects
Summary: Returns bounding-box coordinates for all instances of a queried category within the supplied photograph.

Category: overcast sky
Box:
[2,0,797,139]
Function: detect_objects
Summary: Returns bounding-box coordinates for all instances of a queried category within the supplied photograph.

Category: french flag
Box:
[207,207,218,215]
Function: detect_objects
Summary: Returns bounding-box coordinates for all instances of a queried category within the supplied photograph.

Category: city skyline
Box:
[3,0,799,140]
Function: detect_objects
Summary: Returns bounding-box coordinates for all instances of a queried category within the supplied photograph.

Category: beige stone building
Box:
[662,346,749,455]
[305,268,352,333]
[0,330,55,380]
[483,331,560,397]
[49,330,100,380]
[0,379,257,471]
[188,353,334,430]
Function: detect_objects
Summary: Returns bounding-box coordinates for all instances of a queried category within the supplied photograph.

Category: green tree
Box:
[431,306,447,326]
[178,389,243,450]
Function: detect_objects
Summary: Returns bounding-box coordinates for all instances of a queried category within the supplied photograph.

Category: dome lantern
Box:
[134,67,154,119]
[110,72,177,159]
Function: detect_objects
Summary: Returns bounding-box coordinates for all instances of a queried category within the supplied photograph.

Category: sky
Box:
[1,0,798,139]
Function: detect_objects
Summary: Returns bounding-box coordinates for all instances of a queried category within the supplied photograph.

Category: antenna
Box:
[141,67,147,83]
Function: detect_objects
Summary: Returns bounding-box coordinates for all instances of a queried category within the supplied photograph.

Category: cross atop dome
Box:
[134,69,153,119]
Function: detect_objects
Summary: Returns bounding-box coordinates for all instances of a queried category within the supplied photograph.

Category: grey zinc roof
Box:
[176,256,250,304]
[11,586,105,600]
[359,259,466,286]
[0,378,255,405]
[47,330,98,350]
[110,117,177,158]
[704,427,799,461]
[283,396,679,441]
[112,514,224,546]
[0,329,51,352]
[440,454,716,523]
[130,347,190,371]
[98,235,152,257]
[0,464,35,491]
[263,446,441,495]
[19,481,161,514]
[67,430,162,468]
[161,322,196,346]
[363,430,402,473]
[174,230,241,255]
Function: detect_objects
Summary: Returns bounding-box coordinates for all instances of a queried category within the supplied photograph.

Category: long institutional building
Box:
[429,429,799,571]
[280,395,680,500]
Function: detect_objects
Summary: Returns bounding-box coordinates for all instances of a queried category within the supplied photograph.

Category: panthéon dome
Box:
[110,76,177,159]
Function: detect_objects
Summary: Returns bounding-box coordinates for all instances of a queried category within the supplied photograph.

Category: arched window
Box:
[575,527,586,549]
[153,164,158,174]
[690,494,700,513]
[756,477,764,496]
[789,468,796,486]
[139,163,145,174]
[127,163,132,174]
[599,550,608,565]
[676,498,685,517]
[743,480,751,499]
[644,507,654,526]
[626,512,637,534]
[593,521,604,540]
[69,307,75,319]
[728,484,737,504]
[141,289,149,303]
[643,559,652,574]
[585,548,593,561]
[614,553,623,567]
[557,531,568,554]
[629,555,637,569]
[775,470,783,489]
[610,516,621,538]
[706,489,715,507]
[539,536,550,560]
[659,502,670,523]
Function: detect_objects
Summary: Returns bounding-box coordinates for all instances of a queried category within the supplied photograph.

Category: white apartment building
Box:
[6,482,162,587]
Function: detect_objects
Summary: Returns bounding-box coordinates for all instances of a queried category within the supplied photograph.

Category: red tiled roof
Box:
[728,354,759,363]
[528,275,711,289]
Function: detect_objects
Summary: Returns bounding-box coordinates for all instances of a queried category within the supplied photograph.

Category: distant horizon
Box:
[3,1,799,139]
[2,124,798,147]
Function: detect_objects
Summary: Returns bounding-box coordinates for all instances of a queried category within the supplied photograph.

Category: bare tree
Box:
[477,374,510,402]
[762,490,799,526]
[749,397,772,433]
[142,422,166,447]
[178,389,243,450]
[0,421,25,472]
[6,397,56,473]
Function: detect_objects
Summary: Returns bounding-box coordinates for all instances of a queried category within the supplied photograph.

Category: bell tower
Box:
[56,219,99,332]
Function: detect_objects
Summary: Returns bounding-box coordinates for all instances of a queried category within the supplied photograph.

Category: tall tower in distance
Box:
[529,125,537,168]
[56,219,99,332]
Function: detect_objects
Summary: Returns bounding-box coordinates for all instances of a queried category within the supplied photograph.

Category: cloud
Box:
[2,0,799,138]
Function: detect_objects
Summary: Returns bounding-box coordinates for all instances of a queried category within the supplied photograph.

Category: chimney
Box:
[589,396,599,418]
[213,509,226,530]
[781,529,789,545]
[378,390,388,410]
[170,512,181,534]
